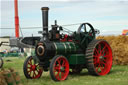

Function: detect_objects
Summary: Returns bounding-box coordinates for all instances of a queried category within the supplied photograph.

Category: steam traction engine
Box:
[23,7,113,81]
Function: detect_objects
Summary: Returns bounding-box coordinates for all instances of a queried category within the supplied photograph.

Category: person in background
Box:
[19,48,24,57]
[3,49,8,57]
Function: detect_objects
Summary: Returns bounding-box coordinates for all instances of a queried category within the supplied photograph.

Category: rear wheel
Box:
[23,56,43,79]
[50,55,69,81]
[0,57,3,68]
[85,39,112,76]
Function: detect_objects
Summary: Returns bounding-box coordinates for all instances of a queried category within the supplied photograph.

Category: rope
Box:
[0,22,84,35]
[0,22,83,29]
[61,22,82,27]
[19,26,24,37]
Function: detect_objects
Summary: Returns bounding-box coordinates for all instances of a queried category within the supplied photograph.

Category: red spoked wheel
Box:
[23,56,43,79]
[86,40,112,76]
[50,55,69,81]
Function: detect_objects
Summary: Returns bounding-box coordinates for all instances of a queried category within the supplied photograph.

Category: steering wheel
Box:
[77,23,95,38]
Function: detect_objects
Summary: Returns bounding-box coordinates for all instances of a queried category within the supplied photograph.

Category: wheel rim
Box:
[0,58,3,68]
[26,57,43,79]
[53,56,69,81]
[93,41,112,75]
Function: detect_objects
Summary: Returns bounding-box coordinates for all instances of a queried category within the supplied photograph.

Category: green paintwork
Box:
[53,42,86,65]
[50,29,95,65]
[66,54,86,65]
[73,32,95,49]
[54,42,79,55]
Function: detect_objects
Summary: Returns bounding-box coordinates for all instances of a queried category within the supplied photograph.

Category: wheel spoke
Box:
[61,72,65,78]
[62,61,65,67]
[56,71,60,78]
[98,44,101,55]
[55,59,61,80]
[96,64,100,72]
[103,60,107,65]
[94,63,98,67]
[94,59,97,64]
[28,62,32,65]
[101,44,107,55]
[95,48,99,56]
[55,66,59,70]
[27,70,31,74]
[37,70,41,75]
[99,67,103,72]
[104,55,109,58]
[94,54,98,58]
[57,59,61,66]
[27,67,31,69]
[101,61,106,66]
[30,71,32,77]
[29,59,33,64]
[99,63,104,72]
[31,60,34,65]
[33,71,35,78]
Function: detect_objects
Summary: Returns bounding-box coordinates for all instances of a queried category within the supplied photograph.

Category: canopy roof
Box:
[122,30,128,35]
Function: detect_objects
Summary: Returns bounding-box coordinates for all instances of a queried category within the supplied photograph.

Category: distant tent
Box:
[122,30,128,35]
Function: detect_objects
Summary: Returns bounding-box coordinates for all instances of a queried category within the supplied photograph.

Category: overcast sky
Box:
[0,0,128,37]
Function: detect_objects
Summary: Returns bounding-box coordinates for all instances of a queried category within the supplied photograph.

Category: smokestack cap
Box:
[41,7,49,11]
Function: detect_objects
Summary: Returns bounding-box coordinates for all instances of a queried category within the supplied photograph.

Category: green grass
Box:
[2,57,128,85]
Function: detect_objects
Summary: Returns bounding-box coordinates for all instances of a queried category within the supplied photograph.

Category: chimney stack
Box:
[41,7,49,41]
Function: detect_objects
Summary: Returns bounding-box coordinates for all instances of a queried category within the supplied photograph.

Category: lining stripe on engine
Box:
[53,42,57,54]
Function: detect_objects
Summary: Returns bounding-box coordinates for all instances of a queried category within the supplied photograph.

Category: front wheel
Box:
[23,56,43,79]
[50,55,69,81]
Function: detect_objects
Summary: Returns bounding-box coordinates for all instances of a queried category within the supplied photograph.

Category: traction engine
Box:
[23,7,113,81]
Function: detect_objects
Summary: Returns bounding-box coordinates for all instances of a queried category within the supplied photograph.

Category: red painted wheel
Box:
[50,56,69,81]
[23,56,43,79]
[86,40,112,76]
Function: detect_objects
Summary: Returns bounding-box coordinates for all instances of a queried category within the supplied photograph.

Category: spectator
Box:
[3,49,8,57]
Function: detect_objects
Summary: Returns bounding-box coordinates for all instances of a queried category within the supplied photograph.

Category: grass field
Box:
[2,57,128,85]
